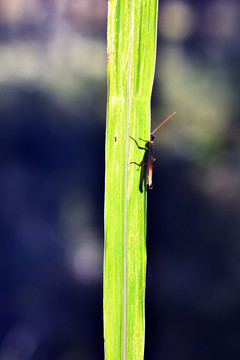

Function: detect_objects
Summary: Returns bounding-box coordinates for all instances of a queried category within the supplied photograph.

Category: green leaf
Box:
[104,1,158,359]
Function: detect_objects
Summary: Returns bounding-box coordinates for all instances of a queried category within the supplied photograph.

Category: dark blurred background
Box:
[0,0,239,359]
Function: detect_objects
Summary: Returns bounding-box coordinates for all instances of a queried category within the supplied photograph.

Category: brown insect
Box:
[130,112,176,190]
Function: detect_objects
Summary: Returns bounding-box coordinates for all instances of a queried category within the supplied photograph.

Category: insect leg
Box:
[129,136,147,150]
[139,138,150,143]
[130,161,141,171]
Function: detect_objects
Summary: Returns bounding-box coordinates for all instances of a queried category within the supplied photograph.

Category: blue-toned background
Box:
[0,0,239,359]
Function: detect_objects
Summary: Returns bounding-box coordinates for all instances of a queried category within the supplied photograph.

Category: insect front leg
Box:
[129,136,147,151]
[139,138,150,143]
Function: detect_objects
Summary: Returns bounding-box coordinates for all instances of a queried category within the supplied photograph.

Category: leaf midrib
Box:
[122,1,135,359]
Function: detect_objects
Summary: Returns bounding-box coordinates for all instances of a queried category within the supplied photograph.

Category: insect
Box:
[130,112,176,190]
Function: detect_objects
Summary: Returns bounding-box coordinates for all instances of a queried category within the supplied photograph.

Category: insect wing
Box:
[147,158,153,189]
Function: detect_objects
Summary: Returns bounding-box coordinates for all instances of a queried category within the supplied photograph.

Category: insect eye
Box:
[151,134,155,141]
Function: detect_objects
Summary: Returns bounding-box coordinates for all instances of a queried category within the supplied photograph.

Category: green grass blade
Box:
[104,1,158,359]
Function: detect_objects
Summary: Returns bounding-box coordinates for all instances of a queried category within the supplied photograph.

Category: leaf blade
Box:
[104,1,158,359]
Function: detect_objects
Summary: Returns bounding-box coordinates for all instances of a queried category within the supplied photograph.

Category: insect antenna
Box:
[151,112,176,135]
